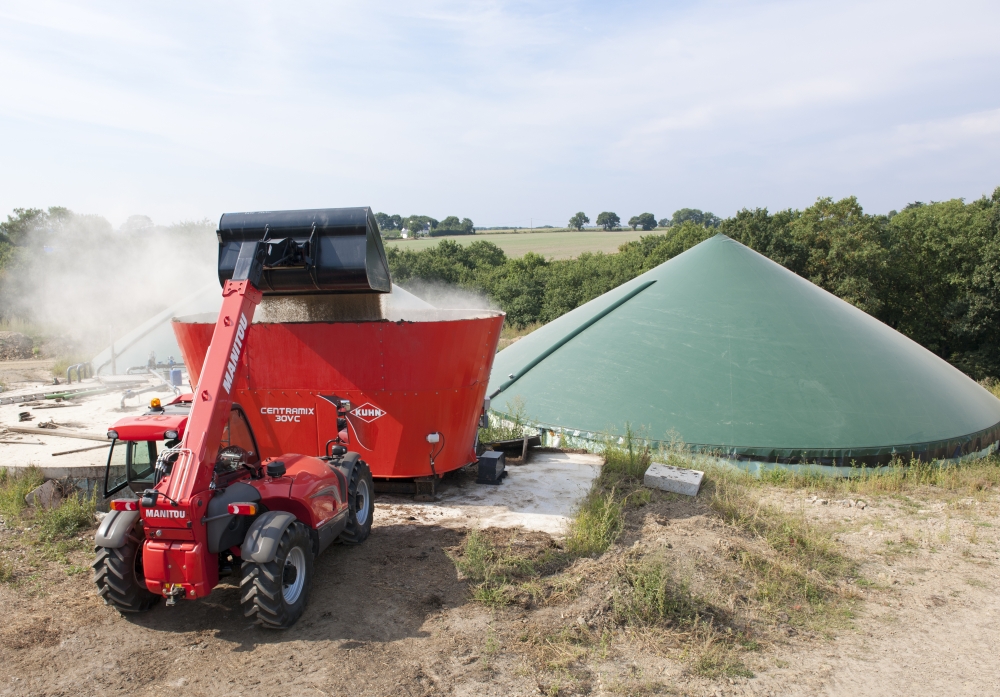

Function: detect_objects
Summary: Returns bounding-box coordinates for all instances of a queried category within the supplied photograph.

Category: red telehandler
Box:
[94,208,389,628]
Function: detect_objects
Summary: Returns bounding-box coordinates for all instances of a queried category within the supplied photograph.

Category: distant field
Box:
[385,228,655,259]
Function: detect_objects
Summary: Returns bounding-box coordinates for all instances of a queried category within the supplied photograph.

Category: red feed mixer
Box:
[94,207,501,628]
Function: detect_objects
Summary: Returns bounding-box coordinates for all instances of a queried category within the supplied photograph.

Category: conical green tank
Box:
[488,234,1000,465]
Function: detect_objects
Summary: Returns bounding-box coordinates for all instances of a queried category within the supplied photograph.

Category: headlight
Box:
[107,430,118,440]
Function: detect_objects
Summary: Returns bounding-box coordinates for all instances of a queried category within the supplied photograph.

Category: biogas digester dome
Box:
[488,235,1000,466]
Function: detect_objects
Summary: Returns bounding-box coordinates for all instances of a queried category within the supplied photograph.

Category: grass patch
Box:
[564,489,624,556]
[745,454,1000,499]
[0,467,96,570]
[480,396,532,444]
[611,555,709,627]
[704,464,857,628]
[450,529,561,607]
[50,354,94,379]
[33,491,96,542]
[0,466,44,521]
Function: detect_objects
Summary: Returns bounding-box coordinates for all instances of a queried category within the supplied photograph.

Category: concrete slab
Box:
[0,375,174,478]
[375,451,604,536]
[643,462,703,496]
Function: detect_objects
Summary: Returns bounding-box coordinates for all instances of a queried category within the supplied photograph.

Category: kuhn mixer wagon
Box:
[95,207,502,628]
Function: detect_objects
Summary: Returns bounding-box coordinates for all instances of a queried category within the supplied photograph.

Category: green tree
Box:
[568,212,589,230]
[596,211,620,231]
[430,216,476,236]
[637,213,657,231]
[627,216,640,230]
[668,208,721,228]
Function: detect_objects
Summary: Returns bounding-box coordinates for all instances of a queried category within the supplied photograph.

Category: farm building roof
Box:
[487,234,1000,465]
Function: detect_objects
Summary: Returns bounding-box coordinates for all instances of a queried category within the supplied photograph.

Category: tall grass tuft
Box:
[741,454,1000,498]
[602,424,651,480]
[564,489,623,556]
[0,467,45,522]
[480,395,532,444]
[34,491,96,542]
[611,556,707,627]
[0,466,96,542]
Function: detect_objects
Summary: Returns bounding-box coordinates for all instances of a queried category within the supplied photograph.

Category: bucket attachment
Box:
[217,207,391,295]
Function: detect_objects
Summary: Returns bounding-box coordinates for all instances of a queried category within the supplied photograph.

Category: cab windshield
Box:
[103,440,158,496]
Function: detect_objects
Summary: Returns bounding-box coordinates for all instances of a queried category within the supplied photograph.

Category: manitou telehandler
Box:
[94,208,389,628]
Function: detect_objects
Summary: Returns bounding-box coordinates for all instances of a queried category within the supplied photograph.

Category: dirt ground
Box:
[0,359,56,388]
[1,477,997,697]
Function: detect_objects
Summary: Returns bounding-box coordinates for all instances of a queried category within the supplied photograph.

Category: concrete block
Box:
[643,463,703,497]
[24,479,63,509]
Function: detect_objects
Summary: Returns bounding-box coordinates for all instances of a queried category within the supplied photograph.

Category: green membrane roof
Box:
[488,235,1000,465]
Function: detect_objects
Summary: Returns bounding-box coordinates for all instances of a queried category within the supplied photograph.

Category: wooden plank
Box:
[51,444,111,457]
[1,425,108,442]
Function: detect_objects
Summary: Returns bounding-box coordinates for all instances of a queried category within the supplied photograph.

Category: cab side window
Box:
[129,441,157,484]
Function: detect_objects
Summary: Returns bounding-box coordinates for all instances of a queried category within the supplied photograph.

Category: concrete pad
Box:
[375,451,604,536]
[0,375,173,478]
[644,462,703,496]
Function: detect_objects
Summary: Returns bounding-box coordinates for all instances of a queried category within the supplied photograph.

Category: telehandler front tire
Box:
[93,532,159,613]
[338,459,374,545]
[240,521,313,629]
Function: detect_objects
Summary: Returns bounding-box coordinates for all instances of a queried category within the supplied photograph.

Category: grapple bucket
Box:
[217,207,391,294]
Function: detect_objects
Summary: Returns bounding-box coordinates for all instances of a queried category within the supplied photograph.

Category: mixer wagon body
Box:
[171,310,504,479]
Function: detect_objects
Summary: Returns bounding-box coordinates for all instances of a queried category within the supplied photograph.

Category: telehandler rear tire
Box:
[240,521,313,629]
[338,459,374,545]
[93,532,159,613]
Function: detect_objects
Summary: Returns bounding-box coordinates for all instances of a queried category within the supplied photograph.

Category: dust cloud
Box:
[0,211,218,353]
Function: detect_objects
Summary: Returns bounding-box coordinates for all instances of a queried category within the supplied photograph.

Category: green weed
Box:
[33,490,96,542]
[743,454,1000,499]
[0,467,44,521]
[602,424,651,481]
[611,556,708,627]
[480,395,532,444]
[564,489,624,557]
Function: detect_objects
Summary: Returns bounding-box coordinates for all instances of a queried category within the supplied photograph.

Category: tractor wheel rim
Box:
[355,478,370,526]
[283,547,306,604]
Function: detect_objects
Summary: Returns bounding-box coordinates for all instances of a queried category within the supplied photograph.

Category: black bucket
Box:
[217,207,391,295]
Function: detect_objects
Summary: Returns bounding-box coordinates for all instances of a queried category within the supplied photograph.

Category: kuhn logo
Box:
[222,313,249,394]
[350,403,385,423]
[145,509,186,519]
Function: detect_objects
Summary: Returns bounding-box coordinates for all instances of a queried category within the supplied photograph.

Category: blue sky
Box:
[1,1,998,227]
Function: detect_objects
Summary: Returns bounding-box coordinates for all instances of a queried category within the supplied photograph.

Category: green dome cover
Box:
[488,234,1000,465]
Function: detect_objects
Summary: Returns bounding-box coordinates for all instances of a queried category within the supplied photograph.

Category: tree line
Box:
[374,212,474,237]
[388,190,1000,380]
[567,208,721,231]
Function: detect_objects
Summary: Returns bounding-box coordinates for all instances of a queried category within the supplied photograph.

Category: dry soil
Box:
[0,480,997,696]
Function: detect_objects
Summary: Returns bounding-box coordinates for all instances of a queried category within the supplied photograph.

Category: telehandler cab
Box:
[94,208,386,628]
